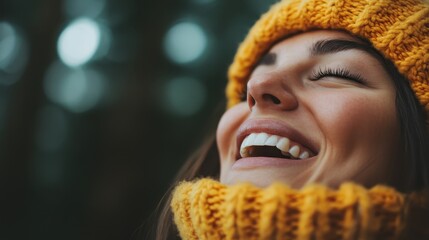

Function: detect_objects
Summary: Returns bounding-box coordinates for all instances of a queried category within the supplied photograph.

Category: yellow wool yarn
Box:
[226,0,429,112]
[170,178,429,240]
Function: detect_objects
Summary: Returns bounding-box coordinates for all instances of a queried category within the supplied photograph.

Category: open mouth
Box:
[239,132,315,160]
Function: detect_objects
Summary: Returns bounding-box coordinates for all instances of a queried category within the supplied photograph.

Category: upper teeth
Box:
[240,132,312,159]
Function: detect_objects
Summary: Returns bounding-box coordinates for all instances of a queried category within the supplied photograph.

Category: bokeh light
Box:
[0,21,28,85]
[163,77,206,116]
[57,18,102,67]
[64,0,106,18]
[163,21,207,64]
[44,62,106,113]
[0,22,17,69]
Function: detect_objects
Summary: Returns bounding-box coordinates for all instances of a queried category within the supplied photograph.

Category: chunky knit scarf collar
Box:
[171,178,429,240]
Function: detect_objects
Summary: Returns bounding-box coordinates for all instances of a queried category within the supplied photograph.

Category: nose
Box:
[247,74,298,111]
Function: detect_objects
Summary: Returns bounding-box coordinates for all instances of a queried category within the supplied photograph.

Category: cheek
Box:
[216,103,249,161]
[313,92,399,153]
[311,92,401,186]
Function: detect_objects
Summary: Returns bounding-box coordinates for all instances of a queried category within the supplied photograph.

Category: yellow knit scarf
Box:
[171,178,429,240]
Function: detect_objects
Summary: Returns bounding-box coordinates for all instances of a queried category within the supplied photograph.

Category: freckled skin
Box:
[216,30,402,188]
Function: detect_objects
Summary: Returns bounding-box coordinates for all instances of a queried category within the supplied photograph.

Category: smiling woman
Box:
[155,0,429,239]
[219,31,402,189]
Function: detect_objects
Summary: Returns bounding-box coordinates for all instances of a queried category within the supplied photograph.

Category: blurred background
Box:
[0,0,275,239]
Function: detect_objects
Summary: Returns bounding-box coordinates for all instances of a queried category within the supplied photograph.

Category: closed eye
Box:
[309,67,367,84]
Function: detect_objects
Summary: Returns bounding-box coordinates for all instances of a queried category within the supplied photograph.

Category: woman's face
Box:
[217,30,403,188]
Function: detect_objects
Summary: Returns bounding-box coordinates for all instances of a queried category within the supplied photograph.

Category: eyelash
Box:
[240,67,365,101]
[310,67,366,84]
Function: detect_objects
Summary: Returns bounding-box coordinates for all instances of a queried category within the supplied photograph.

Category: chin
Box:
[221,167,313,189]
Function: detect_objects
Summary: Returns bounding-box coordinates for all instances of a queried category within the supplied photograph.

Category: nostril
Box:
[263,94,281,104]
[248,94,256,107]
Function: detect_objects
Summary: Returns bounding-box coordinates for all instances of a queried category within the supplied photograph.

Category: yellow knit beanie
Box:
[226,0,429,112]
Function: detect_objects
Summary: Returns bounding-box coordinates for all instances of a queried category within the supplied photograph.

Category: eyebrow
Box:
[259,52,277,65]
[257,38,385,67]
[310,39,384,61]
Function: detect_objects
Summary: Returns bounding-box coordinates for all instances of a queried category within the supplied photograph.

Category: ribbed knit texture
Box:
[171,178,429,240]
[226,0,429,111]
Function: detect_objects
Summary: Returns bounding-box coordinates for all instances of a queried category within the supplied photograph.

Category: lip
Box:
[232,156,317,170]
[235,118,319,160]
